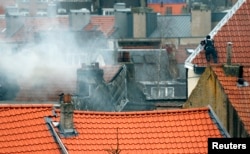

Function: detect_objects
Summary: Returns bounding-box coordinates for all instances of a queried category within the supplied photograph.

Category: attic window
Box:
[151,87,174,98]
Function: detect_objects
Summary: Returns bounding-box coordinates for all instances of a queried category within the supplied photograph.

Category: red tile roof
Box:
[0,16,69,43]
[0,0,16,14]
[101,65,123,83]
[0,104,60,153]
[0,15,115,43]
[148,3,187,15]
[55,107,225,154]
[0,104,226,153]
[188,0,250,135]
[192,0,250,66]
[212,65,250,134]
[84,16,115,36]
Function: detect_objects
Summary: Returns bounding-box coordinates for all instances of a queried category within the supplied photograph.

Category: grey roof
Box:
[150,15,191,38]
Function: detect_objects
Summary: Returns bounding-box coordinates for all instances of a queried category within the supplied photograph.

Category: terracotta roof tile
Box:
[84,16,115,36]
[192,0,250,66]
[188,0,250,135]
[148,3,187,15]
[0,104,60,153]
[50,107,226,153]
[212,65,250,134]
[101,65,123,83]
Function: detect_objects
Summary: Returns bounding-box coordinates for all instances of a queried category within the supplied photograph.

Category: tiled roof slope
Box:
[84,16,115,36]
[0,16,69,43]
[0,104,227,153]
[101,65,123,83]
[56,107,226,154]
[0,15,114,43]
[212,65,250,134]
[192,0,250,66]
[0,104,60,154]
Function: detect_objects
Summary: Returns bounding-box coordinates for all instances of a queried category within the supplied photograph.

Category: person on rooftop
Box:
[200,35,218,63]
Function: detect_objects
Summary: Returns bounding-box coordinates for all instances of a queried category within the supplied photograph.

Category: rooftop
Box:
[0,104,228,153]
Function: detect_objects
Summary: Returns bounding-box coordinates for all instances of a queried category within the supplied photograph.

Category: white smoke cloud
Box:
[0,30,114,98]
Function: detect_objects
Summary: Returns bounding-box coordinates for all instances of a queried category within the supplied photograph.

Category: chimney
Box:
[222,42,249,87]
[5,6,25,37]
[47,3,57,17]
[223,42,239,77]
[226,42,233,65]
[69,8,90,31]
[191,4,211,36]
[59,93,77,137]
[131,7,153,38]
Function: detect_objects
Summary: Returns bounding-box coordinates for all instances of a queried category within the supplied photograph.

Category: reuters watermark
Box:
[208,138,250,154]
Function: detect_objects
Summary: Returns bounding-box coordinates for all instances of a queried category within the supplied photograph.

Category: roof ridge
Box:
[72,107,210,115]
[0,104,54,108]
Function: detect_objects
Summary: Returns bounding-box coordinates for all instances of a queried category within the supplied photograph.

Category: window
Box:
[36,9,47,16]
[165,87,174,97]
[151,87,174,98]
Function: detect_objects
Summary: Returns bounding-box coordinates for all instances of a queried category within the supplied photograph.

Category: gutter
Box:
[45,117,69,154]
[207,105,231,138]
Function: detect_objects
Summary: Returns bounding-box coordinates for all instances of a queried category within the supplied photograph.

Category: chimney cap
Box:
[227,42,233,45]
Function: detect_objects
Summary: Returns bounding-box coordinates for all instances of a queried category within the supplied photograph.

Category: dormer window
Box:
[151,87,174,98]
[36,9,47,16]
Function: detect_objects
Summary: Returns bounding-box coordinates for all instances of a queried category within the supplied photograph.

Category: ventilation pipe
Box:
[226,42,233,65]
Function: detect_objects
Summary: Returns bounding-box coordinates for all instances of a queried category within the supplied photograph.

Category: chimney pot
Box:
[63,94,72,103]
[226,42,233,65]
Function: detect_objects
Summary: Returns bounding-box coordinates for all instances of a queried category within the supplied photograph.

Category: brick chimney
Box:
[226,42,233,65]
[59,93,77,137]
[223,42,239,77]
[222,42,249,87]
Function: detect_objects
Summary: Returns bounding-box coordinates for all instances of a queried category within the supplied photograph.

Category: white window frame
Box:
[151,87,174,98]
